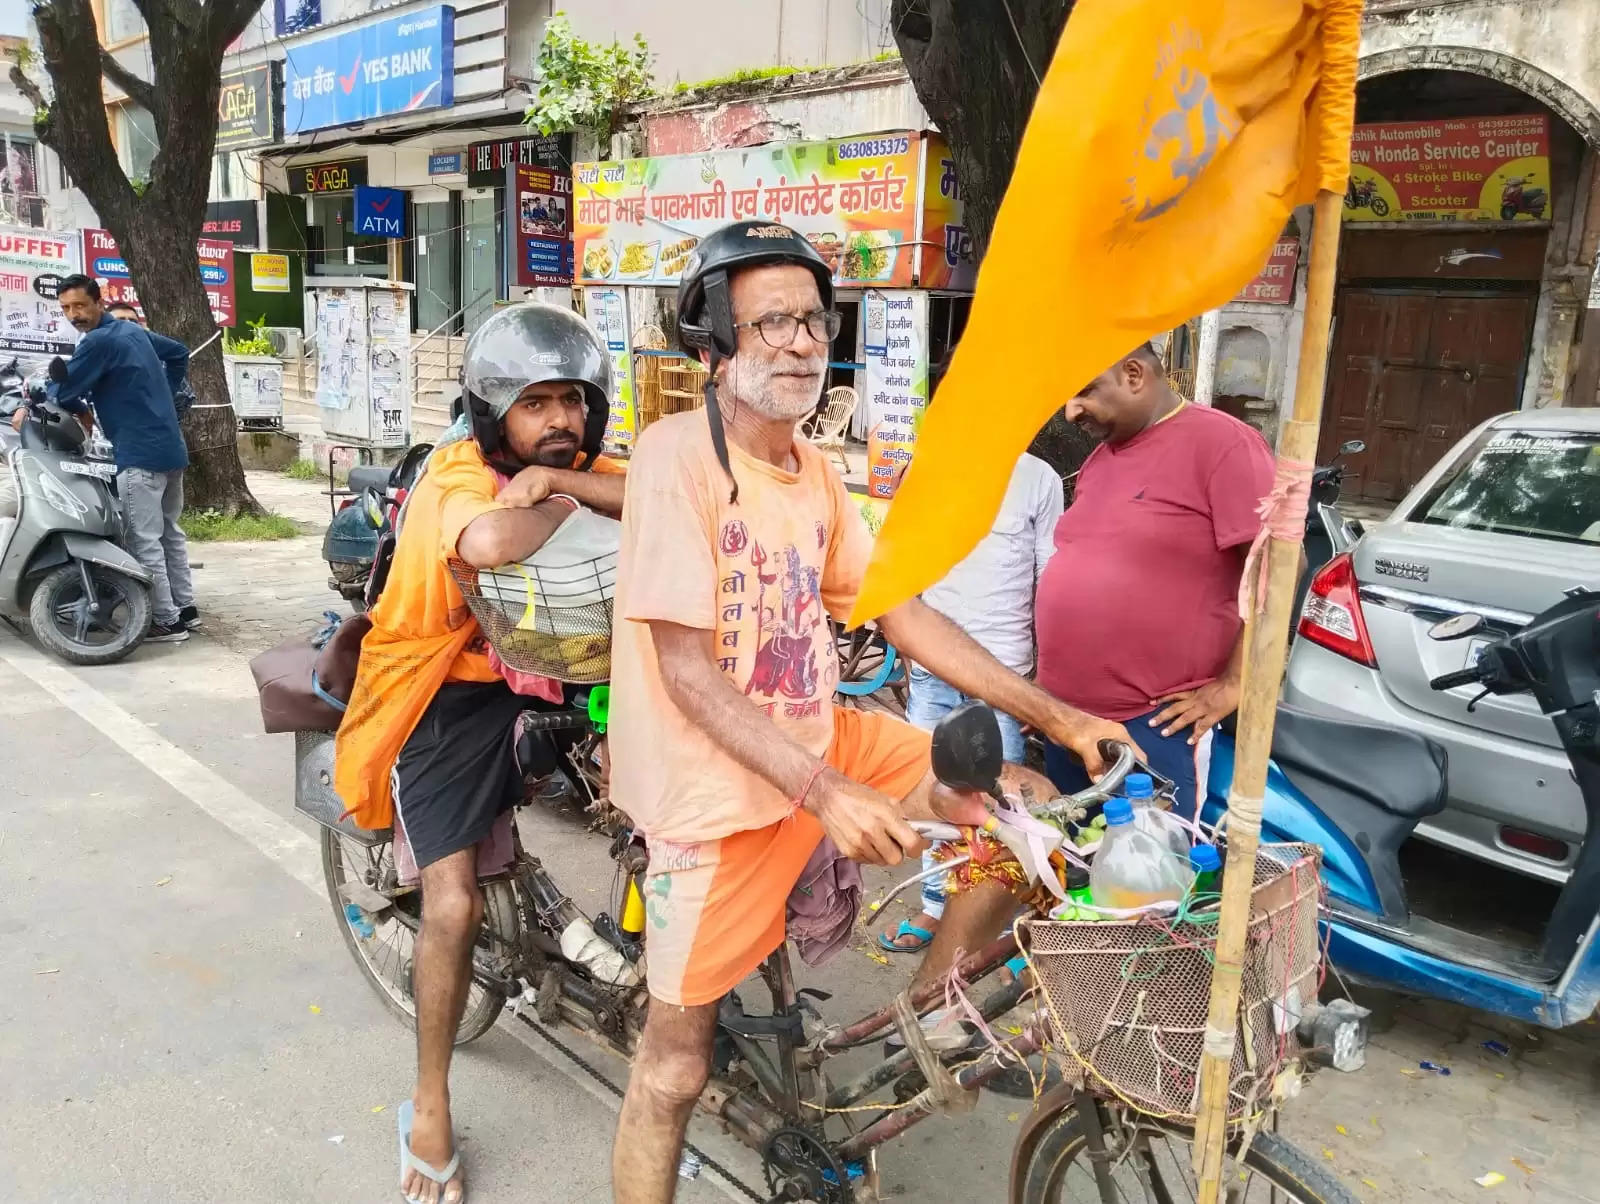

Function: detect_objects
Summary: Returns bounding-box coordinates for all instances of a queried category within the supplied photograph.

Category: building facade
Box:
[1212,0,1600,502]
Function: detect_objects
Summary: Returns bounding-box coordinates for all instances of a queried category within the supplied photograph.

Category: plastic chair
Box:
[806,386,858,475]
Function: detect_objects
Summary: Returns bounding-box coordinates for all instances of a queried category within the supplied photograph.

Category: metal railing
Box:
[409,293,492,414]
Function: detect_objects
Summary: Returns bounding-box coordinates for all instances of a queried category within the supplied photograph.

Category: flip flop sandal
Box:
[397,1099,466,1204]
[877,920,934,954]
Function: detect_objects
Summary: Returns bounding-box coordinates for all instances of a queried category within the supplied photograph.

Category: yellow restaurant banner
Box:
[851,0,1362,626]
[573,134,924,289]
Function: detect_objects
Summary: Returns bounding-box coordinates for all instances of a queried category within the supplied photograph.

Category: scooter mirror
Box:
[1340,439,1366,456]
[1428,612,1486,642]
[930,699,1004,795]
[360,486,387,532]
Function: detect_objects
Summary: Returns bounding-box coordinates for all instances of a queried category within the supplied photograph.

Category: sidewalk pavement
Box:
[181,467,1600,1203]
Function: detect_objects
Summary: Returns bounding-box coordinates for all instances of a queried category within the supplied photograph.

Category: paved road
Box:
[3,471,1599,1202]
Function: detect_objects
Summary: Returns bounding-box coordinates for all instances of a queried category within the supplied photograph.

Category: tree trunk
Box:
[893,0,1096,486]
[120,212,258,515]
[13,0,264,516]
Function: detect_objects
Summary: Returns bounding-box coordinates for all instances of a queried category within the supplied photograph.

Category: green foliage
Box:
[180,508,299,541]
[670,51,902,96]
[524,13,653,148]
[283,458,323,481]
[223,315,274,357]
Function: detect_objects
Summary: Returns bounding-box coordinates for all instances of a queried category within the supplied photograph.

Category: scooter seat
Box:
[1270,703,1448,821]
[346,465,393,495]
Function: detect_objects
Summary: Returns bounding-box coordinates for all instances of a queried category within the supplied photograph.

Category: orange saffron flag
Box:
[850,0,1361,626]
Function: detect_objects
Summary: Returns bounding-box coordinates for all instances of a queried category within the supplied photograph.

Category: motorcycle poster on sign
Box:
[83,228,237,326]
[0,227,80,357]
[1345,115,1551,222]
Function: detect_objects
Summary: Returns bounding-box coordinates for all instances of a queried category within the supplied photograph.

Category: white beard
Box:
[723,351,826,422]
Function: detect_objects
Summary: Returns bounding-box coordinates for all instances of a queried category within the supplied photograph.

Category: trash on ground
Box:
[1418,1060,1451,1075]
[308,1004,322,1015]
[1481,1040,1511,1056]
[154,876,173,887]
[328,1134,344,1145]
[1510,1158,1536,1176]
[1475,1171,1505,1188]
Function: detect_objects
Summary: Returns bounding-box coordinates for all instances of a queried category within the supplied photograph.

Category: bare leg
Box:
[406,847,482,1204]
[910,877,1020,990]
[613,1000,718,1204]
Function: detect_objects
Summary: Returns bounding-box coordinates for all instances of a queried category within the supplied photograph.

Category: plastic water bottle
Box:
[1090,799,1195,910]
[1126,773,1191,859]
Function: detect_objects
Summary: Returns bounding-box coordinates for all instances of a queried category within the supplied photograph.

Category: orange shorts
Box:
[640,706,932,1007]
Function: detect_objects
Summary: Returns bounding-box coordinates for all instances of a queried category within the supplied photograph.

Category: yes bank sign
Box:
[354,186,407,238]
[284,6,454,134]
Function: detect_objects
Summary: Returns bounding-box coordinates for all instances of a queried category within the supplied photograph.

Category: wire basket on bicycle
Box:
[1026,841,1324,1124]
[448,509,618,684]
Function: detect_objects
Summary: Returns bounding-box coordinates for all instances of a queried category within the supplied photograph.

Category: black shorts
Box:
[393,680,551,870]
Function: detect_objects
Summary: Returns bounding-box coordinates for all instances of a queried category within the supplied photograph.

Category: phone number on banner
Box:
[837,136,911,160]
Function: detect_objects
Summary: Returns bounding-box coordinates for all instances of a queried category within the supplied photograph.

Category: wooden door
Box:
[1319,289,1536,503]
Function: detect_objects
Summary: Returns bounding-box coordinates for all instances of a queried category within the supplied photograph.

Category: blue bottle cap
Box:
[1124,773,1154,798]
[1103,798,1134,825]
[1189,845,1221,872]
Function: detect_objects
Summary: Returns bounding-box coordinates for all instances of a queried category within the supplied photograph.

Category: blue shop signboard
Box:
[428,151,464,176]
[354,186,407,238]
[285,6,455,134]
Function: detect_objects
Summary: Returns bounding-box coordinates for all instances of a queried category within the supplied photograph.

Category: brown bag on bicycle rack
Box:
[249,611,373,733]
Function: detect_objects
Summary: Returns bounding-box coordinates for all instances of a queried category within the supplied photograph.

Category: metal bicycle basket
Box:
[447,512,617,684]
[1027,842,1324,1123]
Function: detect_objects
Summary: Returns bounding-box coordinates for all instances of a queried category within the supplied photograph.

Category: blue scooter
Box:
[1203,587,1600,1028]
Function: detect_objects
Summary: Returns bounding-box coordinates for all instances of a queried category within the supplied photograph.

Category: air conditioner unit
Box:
[262,326,304,360]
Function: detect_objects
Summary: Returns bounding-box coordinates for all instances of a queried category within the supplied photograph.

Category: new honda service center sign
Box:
[284,6,454,133]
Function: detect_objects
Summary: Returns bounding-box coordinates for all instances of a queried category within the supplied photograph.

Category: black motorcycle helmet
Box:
[461,302,612,476]
[676,220,835,502]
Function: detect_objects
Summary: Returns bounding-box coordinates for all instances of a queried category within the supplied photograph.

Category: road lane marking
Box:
[0,630,754,1202]
[0,632,325,894]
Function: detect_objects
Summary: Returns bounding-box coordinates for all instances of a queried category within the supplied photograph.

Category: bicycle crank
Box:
[760,1127,850,1203]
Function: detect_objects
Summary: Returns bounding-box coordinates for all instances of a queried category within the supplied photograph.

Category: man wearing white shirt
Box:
[880,452,1063,953]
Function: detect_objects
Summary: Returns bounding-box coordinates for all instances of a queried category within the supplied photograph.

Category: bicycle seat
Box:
[1270,703,1447,821]
[347,464,393,495]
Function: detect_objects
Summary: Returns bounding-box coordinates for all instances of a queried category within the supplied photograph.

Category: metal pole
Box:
[1190,188,1343,1201]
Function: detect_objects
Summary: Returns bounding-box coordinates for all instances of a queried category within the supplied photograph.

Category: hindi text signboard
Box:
[574,132,923,289]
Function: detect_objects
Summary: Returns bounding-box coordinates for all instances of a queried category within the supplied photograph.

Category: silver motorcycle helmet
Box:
[462,302,612,472]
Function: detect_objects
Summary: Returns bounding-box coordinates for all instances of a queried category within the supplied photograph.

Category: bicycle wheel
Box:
[321,827,514,1044]
[1016,1107,1357,1204]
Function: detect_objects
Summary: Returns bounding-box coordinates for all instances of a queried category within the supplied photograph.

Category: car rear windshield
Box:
[1411,430,1600,545]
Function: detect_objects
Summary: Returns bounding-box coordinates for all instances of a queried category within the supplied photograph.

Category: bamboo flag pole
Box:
[1191,187,1345,1200]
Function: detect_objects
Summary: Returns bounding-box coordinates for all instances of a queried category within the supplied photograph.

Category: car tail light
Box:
[1297,552,1378,668]
[1499,826,1569,863]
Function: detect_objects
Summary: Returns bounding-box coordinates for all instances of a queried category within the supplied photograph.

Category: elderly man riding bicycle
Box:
[605,220,1139,1204]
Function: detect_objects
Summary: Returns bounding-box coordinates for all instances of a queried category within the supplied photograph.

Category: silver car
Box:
[1285,408,1600,884]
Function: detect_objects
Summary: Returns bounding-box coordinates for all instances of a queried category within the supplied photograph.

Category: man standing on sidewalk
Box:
[882,451,1063,954]
[1035,342,1275,818]
[50,274,196,642]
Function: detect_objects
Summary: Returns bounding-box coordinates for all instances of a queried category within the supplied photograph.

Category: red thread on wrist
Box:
[793,763,826,814]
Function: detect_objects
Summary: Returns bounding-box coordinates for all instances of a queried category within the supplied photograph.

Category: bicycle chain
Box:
[511,1011,767,1202]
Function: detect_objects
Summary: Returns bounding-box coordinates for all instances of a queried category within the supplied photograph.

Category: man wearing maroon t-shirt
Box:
[1034,343,1275,818]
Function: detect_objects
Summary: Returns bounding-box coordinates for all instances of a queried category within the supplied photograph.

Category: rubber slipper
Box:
[877,920,934,954]
[397,1099,466,1204]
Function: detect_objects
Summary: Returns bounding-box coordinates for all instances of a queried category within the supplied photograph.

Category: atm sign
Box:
[292,159,368,194]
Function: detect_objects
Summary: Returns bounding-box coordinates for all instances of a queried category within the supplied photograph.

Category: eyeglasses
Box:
[733,309,842,349]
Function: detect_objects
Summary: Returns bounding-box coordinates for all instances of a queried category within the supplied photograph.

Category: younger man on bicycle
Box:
[607,222,1135,1203]
[336,304,626,1204]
